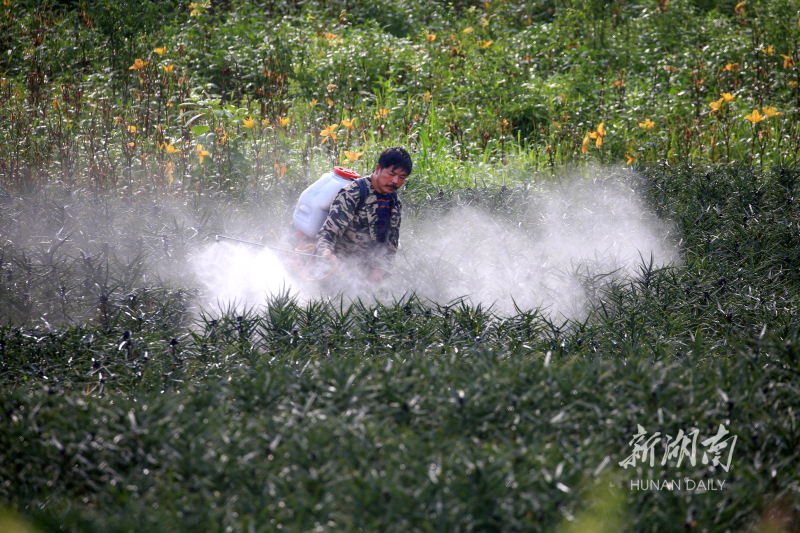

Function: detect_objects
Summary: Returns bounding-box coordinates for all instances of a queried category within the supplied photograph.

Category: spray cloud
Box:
[192,169,679,319]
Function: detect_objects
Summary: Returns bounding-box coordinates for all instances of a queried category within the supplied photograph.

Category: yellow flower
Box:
[115,116,123,125]
[626,153,635,165]
[791,81,798,88]
[721,92,734,102]
[709,98,724,114]
[324,32,337,40]
[319,124,338,144]
[588,122,606,148]
[161,143,179,154]
[274,163,287,178]
[129,58,147,70]
[326,97,335,107]
[52,99,60,109]
[242,117,255,129]
[426,33,436,42]
[127,142,135,150]
[480,17,489,29]
[723,62,739,72]
[326,84,337,92]
[154,47,166,56]
[196,143,210,163]
[744,109,764,125]
[638,118,655,130]
[423,90,431,103]
[374,108,390,119]
[761,45,774,55]
[462,27,474,33]
[581,133,590,154]
[344,150,363,162]
[277,116,290,127]
[127,125,137,134]
[165,161,174,184]
[189,2,204,16]
[310,98,318,106]
[762,106,782,118]
[341,118,355,130]
[479,40,493,49]
[163,64,174,74]
[734,1,745,13]
[781,54,795,69]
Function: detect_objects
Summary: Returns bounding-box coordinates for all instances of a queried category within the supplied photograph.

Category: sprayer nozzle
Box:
[215,235,220,242]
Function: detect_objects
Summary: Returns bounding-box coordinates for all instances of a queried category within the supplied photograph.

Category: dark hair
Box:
[377,147,412,176]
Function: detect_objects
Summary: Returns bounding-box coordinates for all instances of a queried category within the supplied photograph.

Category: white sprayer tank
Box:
[293,166,361,238]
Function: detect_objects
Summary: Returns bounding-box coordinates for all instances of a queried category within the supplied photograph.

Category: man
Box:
[316,147,412,286]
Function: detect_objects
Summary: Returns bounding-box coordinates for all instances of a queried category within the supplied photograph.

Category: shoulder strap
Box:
[355,178,368,213]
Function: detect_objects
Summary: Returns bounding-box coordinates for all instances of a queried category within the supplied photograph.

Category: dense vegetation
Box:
[1,0,800,531]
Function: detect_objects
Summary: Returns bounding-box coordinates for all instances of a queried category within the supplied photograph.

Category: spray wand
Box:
[215,235,326,258]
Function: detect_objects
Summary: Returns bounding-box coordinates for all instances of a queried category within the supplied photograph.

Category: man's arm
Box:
[315,183,361,254]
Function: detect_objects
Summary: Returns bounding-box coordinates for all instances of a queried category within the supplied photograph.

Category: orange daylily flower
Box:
[274,163,287,178]
[154,47,166,56]
[341,118,355,130]
[744,109,764,125]
[374,108,390,119]
[163,64,174,74]
[709,98,724,114]
[463,27,474,33]
[127,125,137,134]
[626,153,635,165]
[423,90,431,103]
[581,133,591,154]
[161,143,179,154]
[721,92,734,102]
[278,116,290,127]
[320,124,338,144]
[639,119,655,130]
[326,97,335,107]
[762,106,782,118]
[589,122,605,148]
[242,117,255,129]
[480,40,493,49]
[196,143,210,163]
[129,59,147,70]
[344,150,363,162]
[761,45,774,55]
[427,34,436,42]
[781,54,795,69]
[723,62,739,72]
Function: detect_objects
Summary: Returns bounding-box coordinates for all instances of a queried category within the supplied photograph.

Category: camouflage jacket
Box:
[316,177,402,273]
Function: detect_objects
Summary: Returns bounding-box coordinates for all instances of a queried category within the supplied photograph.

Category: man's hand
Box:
[367,268,385,285]
[320,249,338,264]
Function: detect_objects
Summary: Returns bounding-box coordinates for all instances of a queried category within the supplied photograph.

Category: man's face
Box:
[372,164,408,194]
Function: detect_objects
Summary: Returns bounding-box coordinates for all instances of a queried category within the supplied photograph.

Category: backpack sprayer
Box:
[214,166,363,281]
